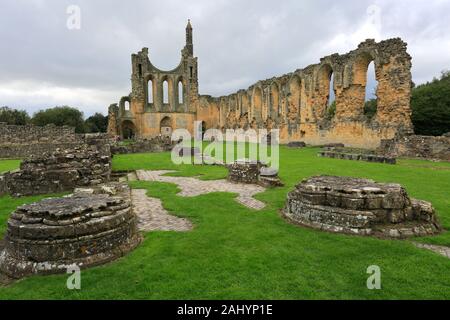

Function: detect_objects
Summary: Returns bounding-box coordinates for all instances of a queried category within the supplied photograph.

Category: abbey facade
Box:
[107,21,413,148]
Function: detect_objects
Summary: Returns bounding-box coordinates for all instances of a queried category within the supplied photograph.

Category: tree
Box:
[411,70,450,136]
[32,106,86,133]
[326,101,336,120]
[364,99,377,119]
[0,106,30,125]
[85,113,108,133]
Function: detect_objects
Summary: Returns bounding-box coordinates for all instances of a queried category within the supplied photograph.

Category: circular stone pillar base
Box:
[0,183,141,279]
[283,176,442,238]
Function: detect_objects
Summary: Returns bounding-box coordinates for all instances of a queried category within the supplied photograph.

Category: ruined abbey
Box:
[107,20,414,148]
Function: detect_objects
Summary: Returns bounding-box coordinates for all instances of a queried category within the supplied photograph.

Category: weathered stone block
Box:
[283,176,442,239]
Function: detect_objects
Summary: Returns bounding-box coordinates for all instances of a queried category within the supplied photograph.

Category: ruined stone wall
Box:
[0,123,82,159]
[379,134,450,161]
[111,136,174,154]
[109,21,199,140]
[197,38,413,148]
[108,23,414,149]
[4,135,112,197]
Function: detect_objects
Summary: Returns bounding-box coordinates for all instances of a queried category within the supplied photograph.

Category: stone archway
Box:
[122,120,136,140]
[160,116,172,137]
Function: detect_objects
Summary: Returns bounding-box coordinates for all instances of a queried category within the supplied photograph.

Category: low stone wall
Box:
[0,123,77,145]
[0,183,141,278]
[111,137,174,154]
[318,149,396,164]
[0,123,82,159]
[0,143,83,159]
[379,134,450,161]
[4,143,111,197]
[0,175,6,196]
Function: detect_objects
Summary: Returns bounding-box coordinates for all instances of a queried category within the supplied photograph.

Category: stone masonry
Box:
[283,176,442,238]
[318,147,397,164]
[4,143,111,197]
[0,123,82,159]
[0,183,141,278]
[379,134,450,161]
[108,21,413,149]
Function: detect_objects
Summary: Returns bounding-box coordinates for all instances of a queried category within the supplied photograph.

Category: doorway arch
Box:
[121,120,136,140]
[160,116,172,137]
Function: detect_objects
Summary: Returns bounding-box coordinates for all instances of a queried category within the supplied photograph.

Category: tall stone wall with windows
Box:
[107,21,413,149]
[203,38,413,148]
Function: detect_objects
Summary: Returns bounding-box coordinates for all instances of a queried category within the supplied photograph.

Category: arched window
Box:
[148,80,153,104]
[328,72,335,106]
[318,64,335,119]
[178,80,184,104]
[326,72,336,119]
[124,101,130,111]
[163,80,169,104]
[364,61,377,119]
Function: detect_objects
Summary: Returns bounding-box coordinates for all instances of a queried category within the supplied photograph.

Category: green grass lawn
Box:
[0,147,449,299]
[0,159,20,174]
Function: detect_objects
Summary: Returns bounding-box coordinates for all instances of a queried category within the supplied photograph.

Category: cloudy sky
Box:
[0,0,449,116]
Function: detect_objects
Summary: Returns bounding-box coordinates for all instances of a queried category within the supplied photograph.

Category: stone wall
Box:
[379,134,450,161]
[205,38,413,148]
[108,22,413,149]
[4,142,111,197]
[318,147,396,164]
[111,136,174,154]
[0,175,6,196]
[0,123,82,159]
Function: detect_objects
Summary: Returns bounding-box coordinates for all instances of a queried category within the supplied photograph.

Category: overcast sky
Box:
[0,0,449,117]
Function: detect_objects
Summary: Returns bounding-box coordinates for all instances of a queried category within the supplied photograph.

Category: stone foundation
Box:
[227,160,283,187]
[283,176,441,238]
[0,183,141,279]
[318,148,396,164]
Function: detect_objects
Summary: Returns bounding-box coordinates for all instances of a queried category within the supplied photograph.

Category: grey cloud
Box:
[0,0,449,116]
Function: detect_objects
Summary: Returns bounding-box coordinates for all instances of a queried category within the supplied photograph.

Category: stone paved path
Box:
[131,189,193,232]
[135,170,266,210]
[414,242,450,259]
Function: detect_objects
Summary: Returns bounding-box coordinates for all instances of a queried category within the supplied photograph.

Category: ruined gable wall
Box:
[197,38,413,148]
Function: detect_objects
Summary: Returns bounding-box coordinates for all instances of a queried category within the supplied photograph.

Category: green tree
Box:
[32,106,86,133]
[85,113,108,133]
[364,99,377,119]
[0,106,30,125]
[326,101,336,120]
[411,70,450,136]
